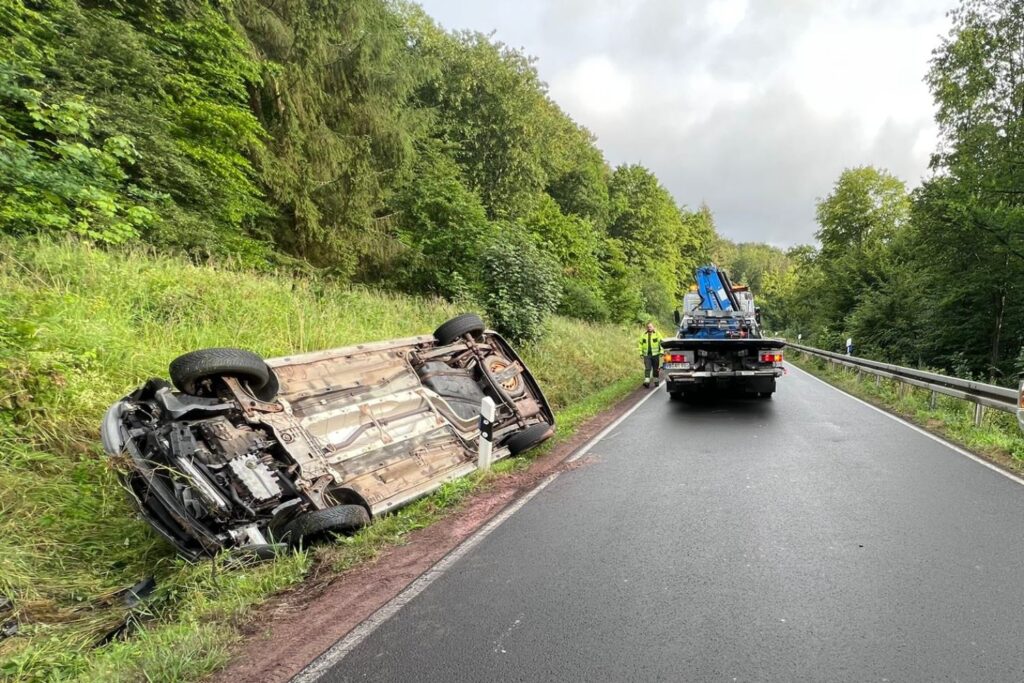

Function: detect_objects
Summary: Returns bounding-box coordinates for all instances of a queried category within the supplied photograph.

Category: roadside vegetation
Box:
[0,238,640,680]
[790,353,1024,474]
[2,0,716,339]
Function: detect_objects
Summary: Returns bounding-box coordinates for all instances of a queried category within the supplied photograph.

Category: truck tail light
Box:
[759,352,783,363]
[664,353,686,363]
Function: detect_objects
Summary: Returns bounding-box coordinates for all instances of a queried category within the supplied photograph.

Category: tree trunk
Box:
[990,275,1008,381]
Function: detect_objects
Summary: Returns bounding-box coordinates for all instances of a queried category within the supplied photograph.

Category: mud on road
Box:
[212,387,648,683]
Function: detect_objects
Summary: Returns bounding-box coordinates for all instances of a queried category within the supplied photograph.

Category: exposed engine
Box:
[109,382,302,555]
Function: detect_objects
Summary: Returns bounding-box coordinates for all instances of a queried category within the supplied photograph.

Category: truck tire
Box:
[169,348,276,399]
[669,391,682,401]
[278,504,370,545]
[504,422,553,455]
[434,313,485,345]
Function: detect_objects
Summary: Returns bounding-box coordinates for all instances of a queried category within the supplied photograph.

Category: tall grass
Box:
[0,238,640,680]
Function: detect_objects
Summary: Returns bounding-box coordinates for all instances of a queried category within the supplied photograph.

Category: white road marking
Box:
[291,385,661,681]
[789,363,1024,487]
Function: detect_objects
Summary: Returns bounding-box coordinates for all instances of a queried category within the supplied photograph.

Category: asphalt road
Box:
[315,366,1024,682]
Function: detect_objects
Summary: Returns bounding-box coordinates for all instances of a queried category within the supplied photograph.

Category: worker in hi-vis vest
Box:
[638,321,663,388]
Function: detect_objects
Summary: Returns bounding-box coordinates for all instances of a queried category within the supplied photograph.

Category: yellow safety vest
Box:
[638,331,662,356]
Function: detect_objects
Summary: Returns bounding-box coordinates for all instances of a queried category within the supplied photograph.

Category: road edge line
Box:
[789,362,1024,487]
[291,386,661,681]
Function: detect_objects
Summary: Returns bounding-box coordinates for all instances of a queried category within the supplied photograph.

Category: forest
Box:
[4,0,1022,374]
[0,0,716,341]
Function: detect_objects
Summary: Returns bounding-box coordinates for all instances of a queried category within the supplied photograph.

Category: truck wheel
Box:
[277,504,370,546]
[169,348,277,400]
[434,313,486,345]
[756,391,774,399]
[669,392,682,401]
[504,422,553,455]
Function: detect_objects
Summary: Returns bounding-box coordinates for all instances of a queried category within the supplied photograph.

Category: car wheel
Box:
[484,355,526,398]
[434,313,486,345]
[169,348,277,400]
[504,422,554,456]
[277,504,370,545]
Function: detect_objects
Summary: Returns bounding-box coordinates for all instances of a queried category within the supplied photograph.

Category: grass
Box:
[0,237,642,681]
[789,352,1024,469]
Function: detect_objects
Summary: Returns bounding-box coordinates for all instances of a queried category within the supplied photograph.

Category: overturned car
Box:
[101,314,554,559]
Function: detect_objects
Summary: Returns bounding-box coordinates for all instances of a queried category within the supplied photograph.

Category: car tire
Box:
[277,504,370,545]
[434,313,486,345]
[169,348,276,399]
[504,422,554,456]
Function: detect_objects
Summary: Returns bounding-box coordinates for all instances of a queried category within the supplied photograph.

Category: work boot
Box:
[643,380,650,388]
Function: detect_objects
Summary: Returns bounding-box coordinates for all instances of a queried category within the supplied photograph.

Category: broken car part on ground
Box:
[101,314,555,559]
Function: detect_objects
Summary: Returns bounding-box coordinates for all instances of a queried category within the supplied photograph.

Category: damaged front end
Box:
[102,379,303,560]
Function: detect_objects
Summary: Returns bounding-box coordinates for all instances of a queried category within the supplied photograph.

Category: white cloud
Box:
[705,0,748,34]
[553,55,634,120]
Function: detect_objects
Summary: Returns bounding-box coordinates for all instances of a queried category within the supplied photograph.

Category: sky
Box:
[415,0,957,246]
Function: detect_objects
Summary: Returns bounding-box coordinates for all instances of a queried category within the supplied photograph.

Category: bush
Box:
[640,276,674,321]
[557,278,609,322]
[480,231,561,341]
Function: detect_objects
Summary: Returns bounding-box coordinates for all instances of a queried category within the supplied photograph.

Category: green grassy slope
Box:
[0,238,641,680]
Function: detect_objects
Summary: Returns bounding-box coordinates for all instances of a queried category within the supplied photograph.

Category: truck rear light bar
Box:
[663,353,687,363]
[760,352,783,363]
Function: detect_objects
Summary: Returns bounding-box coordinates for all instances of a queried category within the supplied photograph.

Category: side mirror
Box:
[673,310,681,325]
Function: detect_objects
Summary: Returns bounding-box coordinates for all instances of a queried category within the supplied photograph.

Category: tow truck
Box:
[661,265,785,400]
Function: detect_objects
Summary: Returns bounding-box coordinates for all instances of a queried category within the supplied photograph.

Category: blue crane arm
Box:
[694,266,735,311]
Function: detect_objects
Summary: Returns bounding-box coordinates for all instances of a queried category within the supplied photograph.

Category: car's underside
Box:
[102,317,554,559]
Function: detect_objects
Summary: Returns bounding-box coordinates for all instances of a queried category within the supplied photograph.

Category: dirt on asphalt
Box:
[211,386,649,683]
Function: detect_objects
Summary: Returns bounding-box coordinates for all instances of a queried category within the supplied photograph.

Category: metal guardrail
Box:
[787,342,1019,425]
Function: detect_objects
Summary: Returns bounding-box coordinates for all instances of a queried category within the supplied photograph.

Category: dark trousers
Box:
[643,354,660,382]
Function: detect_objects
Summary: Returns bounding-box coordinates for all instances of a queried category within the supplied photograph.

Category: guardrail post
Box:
[973,403,984,427]
[478,396,496,470]
[929,391,937,409]
[875,375,881,388]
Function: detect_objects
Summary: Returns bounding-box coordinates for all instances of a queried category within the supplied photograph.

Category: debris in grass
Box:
[118,576,157,608]
[1,620,18,640]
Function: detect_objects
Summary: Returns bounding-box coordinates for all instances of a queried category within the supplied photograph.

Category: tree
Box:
[410,25,550,220]
[915,0,1024,377]
[390,142,493,299]
[810,167,911,338]
[1,1,266,254]
[607,164,684,302]
[235,0,429,273]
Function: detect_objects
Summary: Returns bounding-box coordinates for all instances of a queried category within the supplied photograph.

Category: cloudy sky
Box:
[416,0,956,246]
